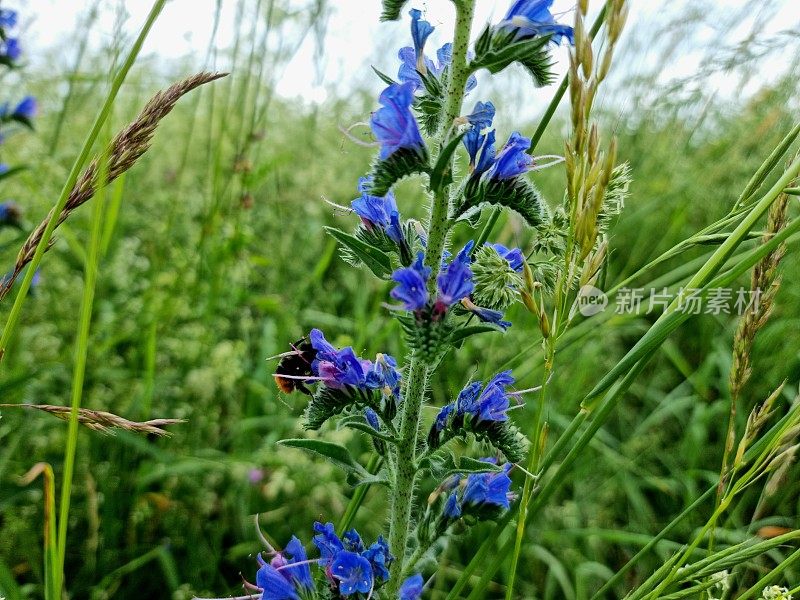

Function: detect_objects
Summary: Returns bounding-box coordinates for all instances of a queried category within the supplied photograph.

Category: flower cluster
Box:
[442,460,515,522]
[253,522,423,599]
[273,329,402,430]
[390,241,512,329]
[251,2,582,597]
[428,371,528,462]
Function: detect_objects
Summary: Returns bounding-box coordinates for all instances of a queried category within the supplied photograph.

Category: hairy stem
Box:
[387,357,427,592]
[386,0,475,592]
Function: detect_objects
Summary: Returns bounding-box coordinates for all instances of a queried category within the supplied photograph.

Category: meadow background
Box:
[1,0,799,598]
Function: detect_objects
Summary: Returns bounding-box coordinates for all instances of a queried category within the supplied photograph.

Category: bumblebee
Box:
[273,337,317,395]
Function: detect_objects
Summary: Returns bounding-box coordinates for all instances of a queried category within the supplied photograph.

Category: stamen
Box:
[275,558,323,571]
[254,514,276,553]
[265,349,302,361]
[322,195,354,214]
[530,155,566,172]
[271,374,323,381]
[338,123,380,148]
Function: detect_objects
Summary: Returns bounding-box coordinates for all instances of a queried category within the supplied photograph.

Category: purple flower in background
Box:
[370,82,426,160]
[486,132,534,180]
[502,0,575,45]
[391,252,431,311]
[400,573,425,600]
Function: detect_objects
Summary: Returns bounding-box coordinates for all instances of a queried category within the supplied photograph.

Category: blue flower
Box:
[371,82,426,160]
[331,550,373,596]
[486,132,534,180]
[409,9,434,59]
[342,529,365,553]
[0,38,20,61]
[474,370,515,422]
[256,556,299,600]
[365,353,402,395]
[0,9,17,28]
[313,521,344,564]
[365,407,380,430]
[391,252,431,311]
[468,305,512,330]
[318,347,372,389]
[455,381,483,416]
[443,492,462,519]
[489,243,525,272]
[433,402,455,433]
[351,177,404,245]
[281,536,314,590]
[400,573,425,600]
[475,129,497,175]
[461,298,512,330]
[12,96,36,120]
[465,101,495,129]
[502,0,575,45]
[462,462,514,509]
[309,328,338,365]
[362,536,393,582]
[436,241,475,307]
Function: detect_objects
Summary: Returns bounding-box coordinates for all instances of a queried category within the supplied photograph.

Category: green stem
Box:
[387,358,428,593]
[385,1,475,593]
[55,120,112,592]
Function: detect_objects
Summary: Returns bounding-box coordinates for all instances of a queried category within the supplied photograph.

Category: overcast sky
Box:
[13,0,800,116]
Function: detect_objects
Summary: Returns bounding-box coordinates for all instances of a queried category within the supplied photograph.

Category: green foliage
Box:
[379,0,409,22]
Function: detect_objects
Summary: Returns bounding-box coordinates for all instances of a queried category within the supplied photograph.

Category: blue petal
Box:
[331,551,373,595]
[409,8,434,57]
[370,82,426,160]
[312,521,344,563]
[443,492,462,519]
[400,573,425,600]
[486,131,533,180]
[391,252,431,311]
[256,558,299,600]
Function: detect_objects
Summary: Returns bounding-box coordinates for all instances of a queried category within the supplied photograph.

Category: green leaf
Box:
[451,456,503,476]
[371,66,397,86]
[324,226,393,279]
[351,469,390,488]
[337,415,397,444]
[277,438,367,476]
[429,132,467,192]
[380,0,409,21]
